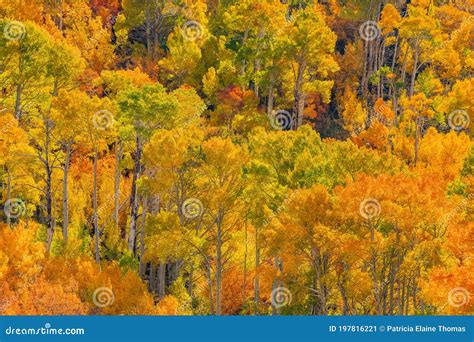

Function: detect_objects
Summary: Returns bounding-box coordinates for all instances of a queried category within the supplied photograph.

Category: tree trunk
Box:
[149,263,156,293]
[361,40,369,100]
[188,265,194,298]
[158,262,166,298]
[242,219,248,307]
[215,209,223,315]
[145,0,153,59]
[128,136,143,254]
[409,46,419,97]
[293,60,306,129]
[254,226,260,314]
[254,56,261,98]
[338,281,350,315]
[391,33,399,72]
[6,170,11,228]
[369,221,381,315]
[45,171,53,252]
[45,119,54,253]
[311,264,319,315]
[393,85,399,126]
[400,45,409,86]
[114,141,123,236]
[271,256,282,316]
[206,262,215,314]
[378,42,386,98]
[267,82,274,116]
[62,143,71,242]
[93,149,101,267]
[414,116,421,166]
[389,263,395,315]
[14,84,22,119]
[139,196,148,278]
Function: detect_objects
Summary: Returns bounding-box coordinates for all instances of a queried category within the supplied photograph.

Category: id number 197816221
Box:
[328,325,377,333]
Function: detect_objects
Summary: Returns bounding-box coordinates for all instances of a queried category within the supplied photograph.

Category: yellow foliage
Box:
[156,296,180,315]
[341,85,366,134]
[379,4,402,35]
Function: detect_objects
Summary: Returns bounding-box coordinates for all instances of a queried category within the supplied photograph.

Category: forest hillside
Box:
[0,0,472,316]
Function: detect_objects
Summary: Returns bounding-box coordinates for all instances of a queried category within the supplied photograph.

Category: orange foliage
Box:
[0,223,156,315]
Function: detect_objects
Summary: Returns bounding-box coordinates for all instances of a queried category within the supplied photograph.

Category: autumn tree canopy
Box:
[0,0,472,316]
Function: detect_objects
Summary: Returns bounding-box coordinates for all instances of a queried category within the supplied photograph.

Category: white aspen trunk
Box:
[128,137,142,254]
[254,226,260,313]
[215,209,223,315]
[139,196,148,278]
[114,141,123,235]
[62,143,71,242]
[93,149,101,268]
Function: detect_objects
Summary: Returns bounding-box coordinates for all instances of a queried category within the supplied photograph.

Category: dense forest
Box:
[0,0,472,316]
